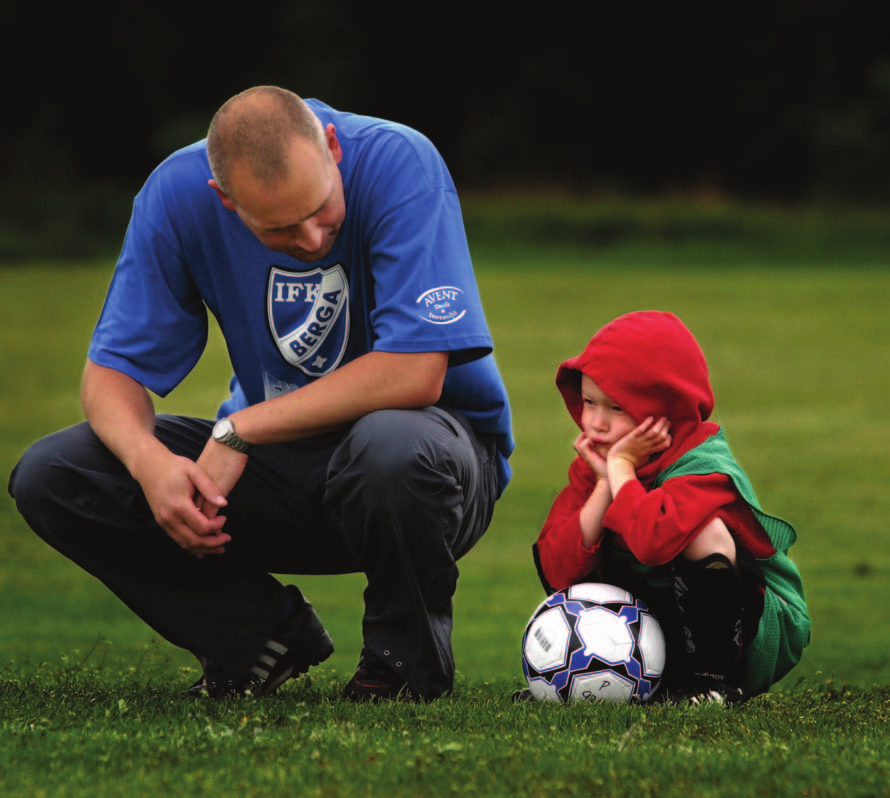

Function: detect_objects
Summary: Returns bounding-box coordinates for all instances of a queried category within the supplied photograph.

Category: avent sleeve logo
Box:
[416,286,467,325]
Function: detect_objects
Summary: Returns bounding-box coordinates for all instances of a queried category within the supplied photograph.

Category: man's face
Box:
[212,125,347,262]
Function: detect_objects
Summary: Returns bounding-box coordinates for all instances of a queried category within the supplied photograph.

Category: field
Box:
[1,233,888,796]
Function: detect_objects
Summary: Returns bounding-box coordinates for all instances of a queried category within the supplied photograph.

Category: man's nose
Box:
[296,223,325,251]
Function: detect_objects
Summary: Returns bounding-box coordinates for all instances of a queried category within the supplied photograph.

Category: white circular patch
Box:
[416,286,467,325]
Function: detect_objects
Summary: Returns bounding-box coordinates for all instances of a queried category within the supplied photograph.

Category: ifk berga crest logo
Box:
[267,265,349,377]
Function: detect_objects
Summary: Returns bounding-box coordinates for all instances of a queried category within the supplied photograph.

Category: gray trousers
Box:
[8,407,500,699]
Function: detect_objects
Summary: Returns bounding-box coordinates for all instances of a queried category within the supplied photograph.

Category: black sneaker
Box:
[655,674,744,706]
[342,647,416,703]
[188,585,334,698]
[187,674,245,699]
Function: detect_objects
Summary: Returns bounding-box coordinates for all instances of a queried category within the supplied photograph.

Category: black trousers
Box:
[8,407,500,699]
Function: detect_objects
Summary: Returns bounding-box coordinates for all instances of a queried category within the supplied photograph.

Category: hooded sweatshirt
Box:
[534,311,810,692]
[537,310,774,585]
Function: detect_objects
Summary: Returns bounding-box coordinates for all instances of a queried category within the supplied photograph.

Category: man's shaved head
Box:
[207,86,327,197]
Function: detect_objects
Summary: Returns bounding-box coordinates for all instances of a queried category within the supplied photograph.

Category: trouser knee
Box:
[9,423,152,546]
[325,408,483,560]
[334,408,461,489]
[9,427,85,527]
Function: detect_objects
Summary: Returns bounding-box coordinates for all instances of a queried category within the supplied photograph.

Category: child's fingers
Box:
[642,417,670,439]
[626,417,672,455]
[633,417,655,435]
[651,418,672,452]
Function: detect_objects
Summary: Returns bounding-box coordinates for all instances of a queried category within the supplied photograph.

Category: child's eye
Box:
[612,405,624,413]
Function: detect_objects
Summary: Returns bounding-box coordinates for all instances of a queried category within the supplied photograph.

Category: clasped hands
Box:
[134,436,248,557]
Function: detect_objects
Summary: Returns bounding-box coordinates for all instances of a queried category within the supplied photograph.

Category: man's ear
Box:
[325,124,343,165]
[208,179,237,211]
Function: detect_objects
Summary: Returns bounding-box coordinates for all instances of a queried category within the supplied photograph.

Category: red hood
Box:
[556,310,718,482]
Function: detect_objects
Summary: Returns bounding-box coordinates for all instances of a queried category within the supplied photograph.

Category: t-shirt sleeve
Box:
[87,166,209,396]
[355,129,493,364]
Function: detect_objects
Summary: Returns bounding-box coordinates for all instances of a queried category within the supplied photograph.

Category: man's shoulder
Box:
[136,140,213,213]
[149,140,210,183]
[308,99,441,170]
[306,99,424,140]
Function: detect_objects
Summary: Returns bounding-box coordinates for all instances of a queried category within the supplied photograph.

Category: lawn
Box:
[1,239,888,796]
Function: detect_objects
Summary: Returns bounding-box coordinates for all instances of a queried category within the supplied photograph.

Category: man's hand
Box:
[194,438,249,520]
[81,361,231,556]
[131,444,232,557]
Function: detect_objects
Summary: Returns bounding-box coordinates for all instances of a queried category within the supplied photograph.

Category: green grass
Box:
[2,662,887,797]
[1,240,889,796]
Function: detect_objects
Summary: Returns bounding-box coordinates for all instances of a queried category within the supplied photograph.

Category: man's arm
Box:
[228,350,448,445]
[81,360,231,555]
[83,350,447,554]
[193,350,448,506]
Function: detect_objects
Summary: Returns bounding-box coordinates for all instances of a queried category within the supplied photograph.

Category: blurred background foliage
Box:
[4,0,890,259]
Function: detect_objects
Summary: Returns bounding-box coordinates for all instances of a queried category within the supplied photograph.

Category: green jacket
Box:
[654,430,811,695]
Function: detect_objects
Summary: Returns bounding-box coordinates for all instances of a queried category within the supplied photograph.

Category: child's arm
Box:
[604,474,749,565]
[577,479,612,548]
[572,432,612,549]
[535,456,603,590]
[602,420,758,566]
[537,418,671,587]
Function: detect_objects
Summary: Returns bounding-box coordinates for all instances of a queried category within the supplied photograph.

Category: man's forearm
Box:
[83,349,448,458]
[81,359,167,477]
[230,350,448,446]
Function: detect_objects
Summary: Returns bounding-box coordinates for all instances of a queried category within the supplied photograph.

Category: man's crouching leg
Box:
[7,419,327,695]
[325,407,498,702]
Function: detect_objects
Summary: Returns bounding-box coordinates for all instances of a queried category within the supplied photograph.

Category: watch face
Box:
[211,417,251,452]
[213,418,233,441]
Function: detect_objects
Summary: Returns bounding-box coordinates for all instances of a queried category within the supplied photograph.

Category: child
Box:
[532,310,810,704]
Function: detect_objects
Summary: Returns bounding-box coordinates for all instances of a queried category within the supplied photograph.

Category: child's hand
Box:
[607,417,672,471]
[573,432,608,480]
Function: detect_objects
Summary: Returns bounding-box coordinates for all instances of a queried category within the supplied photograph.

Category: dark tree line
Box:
[4,0,890,255]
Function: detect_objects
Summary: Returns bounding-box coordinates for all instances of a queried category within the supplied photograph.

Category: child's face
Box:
[579,374,639,457]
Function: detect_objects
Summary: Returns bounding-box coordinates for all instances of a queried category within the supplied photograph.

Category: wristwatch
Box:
[211,417,253,453]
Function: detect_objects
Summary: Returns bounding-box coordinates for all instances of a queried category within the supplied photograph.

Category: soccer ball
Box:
[521,583,666,703]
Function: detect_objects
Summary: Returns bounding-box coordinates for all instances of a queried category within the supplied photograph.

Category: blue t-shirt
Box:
[89,100,514,492]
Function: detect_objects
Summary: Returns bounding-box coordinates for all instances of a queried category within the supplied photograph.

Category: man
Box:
[9,86,514,702]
